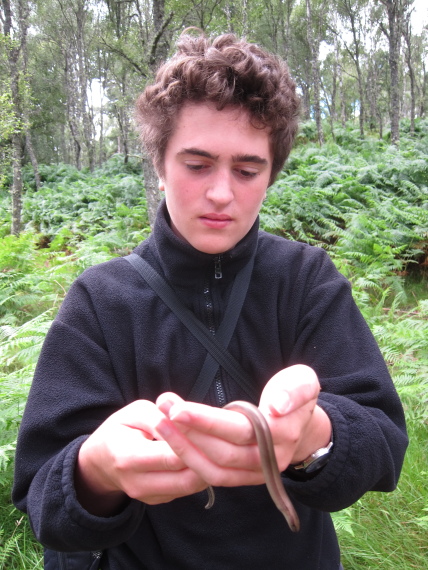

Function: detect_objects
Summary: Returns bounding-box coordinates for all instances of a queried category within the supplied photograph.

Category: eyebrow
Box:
[178,148,218,159]
[178,147,269,165]
[233,154,269,165]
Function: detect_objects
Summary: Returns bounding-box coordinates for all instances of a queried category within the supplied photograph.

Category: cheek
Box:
[176,179,199,203]
[243,188,266,210]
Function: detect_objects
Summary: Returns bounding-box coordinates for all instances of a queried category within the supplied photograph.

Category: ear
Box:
[159,179,165,192]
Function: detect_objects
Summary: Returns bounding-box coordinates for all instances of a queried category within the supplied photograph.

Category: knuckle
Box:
[179,472,204,496]
[211,445,239,467]
[163,453,184,471]
[113,451,132,474]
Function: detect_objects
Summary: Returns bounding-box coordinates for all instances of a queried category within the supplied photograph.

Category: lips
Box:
[200,213,232,228]
[202,213,232,220]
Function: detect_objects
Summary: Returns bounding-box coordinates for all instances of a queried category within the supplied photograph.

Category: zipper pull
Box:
[214,255,222,279]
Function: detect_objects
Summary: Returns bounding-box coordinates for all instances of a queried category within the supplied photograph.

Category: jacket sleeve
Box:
[12,271,145,551]
[280,245,408,511]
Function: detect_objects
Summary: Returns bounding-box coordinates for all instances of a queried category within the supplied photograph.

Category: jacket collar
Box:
[149,200,259,289]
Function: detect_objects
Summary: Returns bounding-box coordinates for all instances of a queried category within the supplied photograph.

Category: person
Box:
[13,32,407,570]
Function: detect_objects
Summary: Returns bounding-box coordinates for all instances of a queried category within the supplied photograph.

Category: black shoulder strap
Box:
[125,252,258,403]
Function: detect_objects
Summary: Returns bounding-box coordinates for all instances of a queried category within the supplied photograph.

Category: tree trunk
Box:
[151,0,169,64]
[306,0,324,145]
[338,63,346,127]
[2,0,24,234]
[98,93,104,167]
[64,50,82,169]
[420,63,427,118]
[143,0,169,225]
[378,110,383,139]
[301,83,311,121]
[25,130,41,190]
[348,10,364,137]
[11,133,23,235]
[142,155,161,229]
[18,0,41,190]
[379,0,409,145]
[75,0,95,170]
[403,15,415,135]
[366,59,378,131]
[320,76,335,140]
[241,0,249,36]
[331,33,340,125]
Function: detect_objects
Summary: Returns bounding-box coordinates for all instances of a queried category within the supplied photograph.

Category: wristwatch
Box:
[289,440,334,474]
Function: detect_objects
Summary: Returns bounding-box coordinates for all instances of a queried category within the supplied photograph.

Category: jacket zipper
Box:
[214,255,223,279]
[204,257,226,406]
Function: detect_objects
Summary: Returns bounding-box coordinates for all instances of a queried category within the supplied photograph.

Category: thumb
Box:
[260,365,320,417]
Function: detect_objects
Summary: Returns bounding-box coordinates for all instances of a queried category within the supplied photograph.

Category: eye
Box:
[237,168,258,179]
[185,162,208,172]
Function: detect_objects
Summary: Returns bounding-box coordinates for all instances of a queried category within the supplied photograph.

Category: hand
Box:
[75,400,208,516]
[259,364,332,466]
[155,365,331,488]
[156,392,265,488]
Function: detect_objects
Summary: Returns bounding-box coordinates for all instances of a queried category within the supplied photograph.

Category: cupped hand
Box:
[75,399,208,516]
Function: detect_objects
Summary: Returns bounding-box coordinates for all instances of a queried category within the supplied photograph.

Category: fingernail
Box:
[169,409,191,424]
[155,420,173,439]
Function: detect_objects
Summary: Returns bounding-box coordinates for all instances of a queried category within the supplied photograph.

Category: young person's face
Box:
[159,103,272,254]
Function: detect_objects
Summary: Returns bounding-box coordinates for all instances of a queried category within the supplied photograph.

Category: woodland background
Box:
[1,0,428,229]
[0,0,427,568]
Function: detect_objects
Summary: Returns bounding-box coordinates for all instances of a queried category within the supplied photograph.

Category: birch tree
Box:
[336,0,370,138]
[306,0,325,144]
[378,0,414,144]
[403,10,416,134]
[1,0,29,234]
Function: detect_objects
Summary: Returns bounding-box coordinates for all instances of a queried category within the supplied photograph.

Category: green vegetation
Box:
[0,125,427,569]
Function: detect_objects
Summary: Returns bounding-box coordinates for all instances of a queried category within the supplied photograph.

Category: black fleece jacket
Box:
[13,202,408,569]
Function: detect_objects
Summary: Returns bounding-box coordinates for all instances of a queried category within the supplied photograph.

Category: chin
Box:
[192,239,234,255]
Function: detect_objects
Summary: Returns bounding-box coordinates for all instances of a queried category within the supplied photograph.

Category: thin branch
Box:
[100,37,147,77]
[149,10,175,66]
[379,21,390,40]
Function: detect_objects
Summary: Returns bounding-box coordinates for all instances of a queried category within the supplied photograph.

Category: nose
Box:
[205,169,234,205]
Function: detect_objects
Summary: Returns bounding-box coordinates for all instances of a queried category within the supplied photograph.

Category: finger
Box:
[260,365,320,417]
[111,399,173,440]
[125,467,208,504]
[178,428,260,469]
[164,400,255,445]
[156,392,185,417]
[84,422,188,474]
[155,417,264,487]
[128,439,188,472]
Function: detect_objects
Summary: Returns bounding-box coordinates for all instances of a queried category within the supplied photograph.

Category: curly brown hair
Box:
[135,32,300,185]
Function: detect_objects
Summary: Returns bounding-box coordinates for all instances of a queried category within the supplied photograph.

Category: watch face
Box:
[289,441,333,474]
[304,442,333,473]
[305,453,331,473]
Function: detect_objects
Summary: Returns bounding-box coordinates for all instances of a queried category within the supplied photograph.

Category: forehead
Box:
[166,102,272,158]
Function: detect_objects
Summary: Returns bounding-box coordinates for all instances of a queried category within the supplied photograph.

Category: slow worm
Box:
[205,400,300,533]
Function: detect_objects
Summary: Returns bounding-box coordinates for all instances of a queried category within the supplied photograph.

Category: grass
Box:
[334,295,428,569]
[336,407,428,569]
[0,502,43,570]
